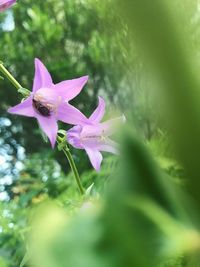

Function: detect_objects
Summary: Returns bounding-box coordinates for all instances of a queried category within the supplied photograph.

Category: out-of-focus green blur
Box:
[1,0,200,266]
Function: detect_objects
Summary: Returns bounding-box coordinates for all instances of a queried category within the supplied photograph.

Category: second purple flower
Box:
[67,97,125,171]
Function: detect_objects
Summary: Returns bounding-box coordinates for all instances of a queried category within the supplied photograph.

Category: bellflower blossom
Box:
[8,58,89,147]
[67,97,125,171]
[0,0,16,12]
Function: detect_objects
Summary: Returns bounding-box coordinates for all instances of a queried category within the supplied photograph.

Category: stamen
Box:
[81,134,107,144]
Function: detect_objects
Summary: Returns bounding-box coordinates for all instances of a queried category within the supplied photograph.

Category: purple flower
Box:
[0,0,16,12]
[67,97,125,171]
[8,58,89,147]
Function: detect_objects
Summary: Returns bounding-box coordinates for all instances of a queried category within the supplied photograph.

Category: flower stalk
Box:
[0,62,30,98]
[57,135,84,195]
[0,61,22,90]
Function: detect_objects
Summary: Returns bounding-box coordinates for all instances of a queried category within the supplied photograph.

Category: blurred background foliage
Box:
[1,0,200,266]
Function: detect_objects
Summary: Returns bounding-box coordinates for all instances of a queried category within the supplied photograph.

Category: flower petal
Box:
[80,123,98,134]
[57,103,88,125]
[8,96,35,117]
[98,138,118,154]
[67,125,83,149]
[33,58,53,92]
[53,75,88,101]
[89,96,105,123]
[80,129,118,154]
[0,0,16,12]
[36,114,58,148]
[100,115,126,136]
[84,147,103,172]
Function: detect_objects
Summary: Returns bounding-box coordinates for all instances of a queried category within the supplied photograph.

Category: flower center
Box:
[32,99,51,117]
[32,88,62,117]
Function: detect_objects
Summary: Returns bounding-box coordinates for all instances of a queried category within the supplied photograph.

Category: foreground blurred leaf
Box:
[104,131,200,267]
[116,0,200,216]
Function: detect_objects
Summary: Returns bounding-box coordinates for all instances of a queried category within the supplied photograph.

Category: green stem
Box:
[0,62,22,90]
[57,136,84,195]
